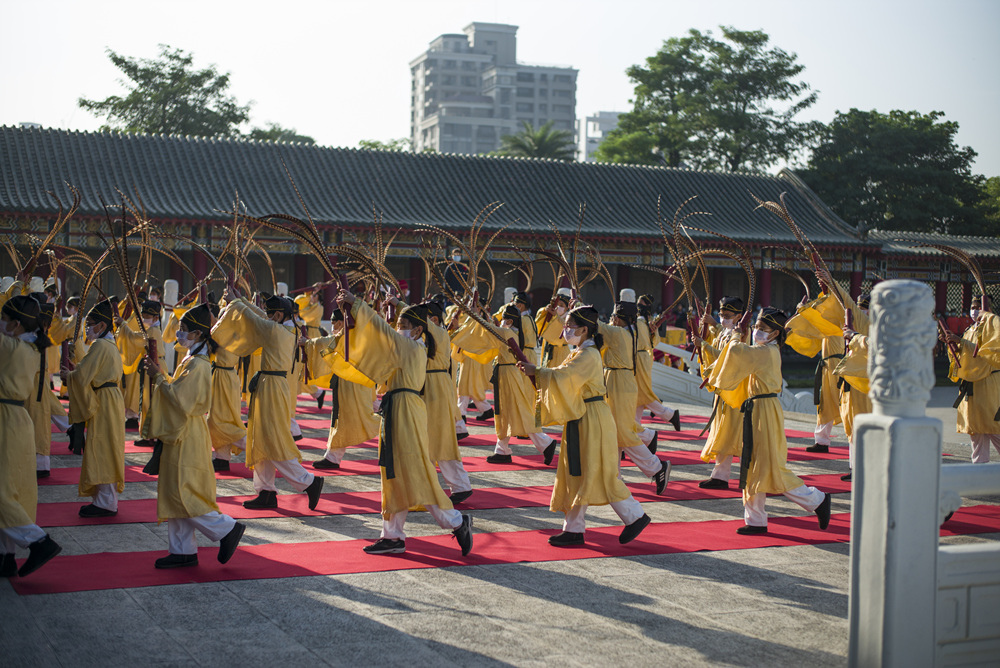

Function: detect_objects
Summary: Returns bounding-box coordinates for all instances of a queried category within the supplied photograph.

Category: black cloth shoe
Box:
[363,538,406,555]
[243,491,278,509]
[212,458,230,472]
[125,418,139,430]
[669,410,681,432]
[79,504,117,518]
[698,478,729,490]
[218,522,246,564]
[155,553,198,569]
[456,431,469,441]
[815,492,832,530]
[654,461,671,496]
[944,511,955,523]
[646,429,659,455]
[619,514,651,544]
[486,453,512,464]
[478,408,494,421]
[315,391,325,410]
[737,525,768,535]
[449,490,474,505]
[548,531,584,547]
[806,443,830,453]
[1,553,18,577]
[841,473,853,482]
[17,536,62,577]
[304,476,324,510]
[36,469,50,479]
[543,440,557,466]
[293,434,303,442]
[452,514,473,556]
[312,458,341,470]
[133,439,156,448]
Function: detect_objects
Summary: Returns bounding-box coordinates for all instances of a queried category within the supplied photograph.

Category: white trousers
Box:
[814,421,834,446]
[562,497,644,533]
[458,396,491,416]
[455,417,469,434]
[971,433,1000,464]
[438,459,472,494]
[36,454,50,471]
[252,459,315,493]
[743,485,826,527]
[311,388,324,399]
[621,445,662,478]
[214,436,247,461]
[93,484,119,511]
[638,403,675,420]
[494,432,553,455]
[381,505,462,540]
[51,413,70,433]
[0,524,47,553]
[710,455,733,481]
[167,511,237,555]
[324,447,347,463]
[290,419,302,439]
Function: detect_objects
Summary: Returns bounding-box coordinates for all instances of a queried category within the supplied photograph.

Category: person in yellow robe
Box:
[117,300,166,447]
[211,294,323,510]
[300,308,380,470]
[707,307,832,534]
[942,296,1000,463]
[600,299,671,495]
[452,304,557,465]
[692,296,749,489]
[145,304,246,569]
[294,285,327,409]
[63,299,126,518]
[0,295,63,577]
[453,298,494,421]
[162,299,190,375]
[516,304,652,546]
[24,294,56,479]
[537,289,571,369]
[329,294,473,556]
[513,291,539,363]
[116,304,143,428]
[634,293,681,430]
[205,302,248,472]
[58,295,87,398]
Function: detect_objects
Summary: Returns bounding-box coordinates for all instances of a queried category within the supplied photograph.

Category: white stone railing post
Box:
[848,280,940,667]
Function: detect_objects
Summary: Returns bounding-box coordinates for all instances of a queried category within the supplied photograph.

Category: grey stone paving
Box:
[2,386,997,667]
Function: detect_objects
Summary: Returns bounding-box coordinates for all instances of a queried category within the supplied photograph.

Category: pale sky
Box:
[3,0,998,176]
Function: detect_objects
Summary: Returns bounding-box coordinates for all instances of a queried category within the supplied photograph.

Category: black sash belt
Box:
[0,398,24,408]
[563,395,605,477]
[328,376,341,427]
[543,342,554,366]
[212,364,235,372]
[377,387,421,480]
[67,381,119,455]
[247,370,287,421]
[837,377,854,394]
[814,354,844,406]
[239,356,251,394]
[954,381,974,409]
[739,393,778,491]
[490,363,515,417]
[426,369,448,373]
[94,381,119,390]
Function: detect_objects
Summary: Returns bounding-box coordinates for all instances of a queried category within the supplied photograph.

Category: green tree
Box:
[79,45,251,137]
[495,121,576,161]
[358,138,411,151]
[803,109,992,236]
[248,123,315,144]
[981,176,1000,229]
[594,27,819,171]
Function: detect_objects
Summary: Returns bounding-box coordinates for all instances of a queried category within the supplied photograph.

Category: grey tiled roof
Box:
[0,125,865,245]
[867,230,1000,258]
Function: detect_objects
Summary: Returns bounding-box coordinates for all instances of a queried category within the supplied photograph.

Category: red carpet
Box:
[12,506,1000,595]
[34,473,855,527]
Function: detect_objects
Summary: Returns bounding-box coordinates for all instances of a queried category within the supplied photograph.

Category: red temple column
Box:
[935,281,948,315]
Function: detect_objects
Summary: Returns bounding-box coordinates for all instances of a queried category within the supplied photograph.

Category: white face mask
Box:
[175,331,189,346]
[860,308,869,316]
[501,319,514,329]
[150,295,160,303]
[452,255,461,263]
[396,327,416,340]
[752,329,773,346]
[720,316,736,330]
[562,326,583,346]
[67,306,78,316]
[143,317,156,327]
[1,319,15,338]
[85,325,100,343]
[970,308,981,320]
[555,305,566,316]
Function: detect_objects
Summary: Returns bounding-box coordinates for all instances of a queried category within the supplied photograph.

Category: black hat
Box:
[330,308,345,322]
[181,304,213,336]
[141,299,162,317]
[399,304,428,328]
[88,299,115,330]
[2,294,41,332]
[501,304,521,322]
[263,293,291,317]
[719,296,746,314]
[567,304,599,328]
[421,300,445,322]
[857,294,871,309]
[514,291,531,308]
[206,291,218,306]
[638,294,654,307]
[612,301,638,321]
[31,293,55,328]
[66,295,81,307]
[759,306,788,330]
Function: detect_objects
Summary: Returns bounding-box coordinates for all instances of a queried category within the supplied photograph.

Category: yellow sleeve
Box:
[211,298,273,357]
[450,320,500,365]
[707,341,769,409]
[951,316,1000,382]
[835,334,871,393]
[536,348,600,425]
[116,324,146,374]
[325,301,403,386]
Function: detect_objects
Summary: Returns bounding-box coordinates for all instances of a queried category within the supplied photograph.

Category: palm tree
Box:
[495,121,576,161]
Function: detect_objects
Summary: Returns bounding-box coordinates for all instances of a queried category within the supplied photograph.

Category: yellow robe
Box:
[26,370,52,457]
[305,335,381,449]
[295,296,325,394]
[47,312,75,376]
[0,335,41,527]
[207,346,247,452]
[330,301,453,518]
[451,321,541,439]
[635,317,660,406]
[211,299,300,468]
[67,337,126,497]
[786,299,846,426]
[148,354,220,520]
[117,324,166,437]
[424,322,462,462]
[282,322,303,419]
[597,322,642,449]
[709,341,805,499]
[455,348,491,402]
[537,344,631,512]
[949,313,1000,435]
[700,326,748,464]
[536,308,569,368]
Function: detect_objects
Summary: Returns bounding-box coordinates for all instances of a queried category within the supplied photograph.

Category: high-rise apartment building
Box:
[577,111,621,162]
[410,22,578,155]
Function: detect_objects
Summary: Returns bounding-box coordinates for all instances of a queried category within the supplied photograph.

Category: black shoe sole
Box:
[218,523,246,564]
